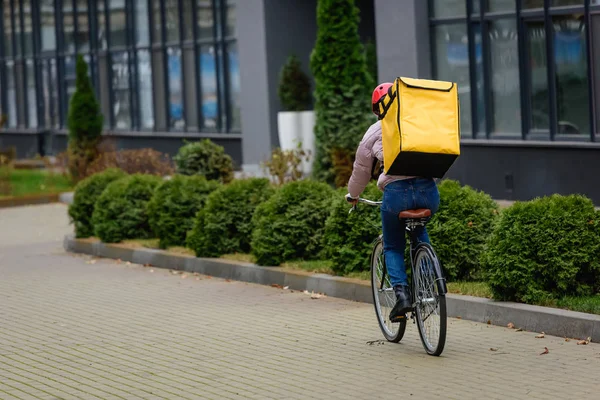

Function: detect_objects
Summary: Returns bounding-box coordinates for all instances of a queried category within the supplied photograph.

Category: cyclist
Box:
[346,82,440,322]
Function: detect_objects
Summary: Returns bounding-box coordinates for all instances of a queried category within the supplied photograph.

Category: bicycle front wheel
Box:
[413,243,447,356]
[371,238,406,343]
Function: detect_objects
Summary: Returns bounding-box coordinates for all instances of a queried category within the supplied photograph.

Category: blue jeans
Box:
[381,178,440,287]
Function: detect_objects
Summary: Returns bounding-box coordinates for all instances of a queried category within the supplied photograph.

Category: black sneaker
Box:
[389,285,412,322]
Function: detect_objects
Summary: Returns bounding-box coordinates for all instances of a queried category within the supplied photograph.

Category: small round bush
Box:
[428,180,499,281]
[322,182,382,276]
[92,174,162,243]
[68,168,127,238]
[147,175,220,249]
[174,139,234,183]
[187,178,275,257]
[251,180,336,266]
[482,194,600,304]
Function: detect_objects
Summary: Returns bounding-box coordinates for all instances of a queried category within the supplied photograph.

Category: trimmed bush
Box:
[68,168,127,238]
[323,182,382,276]
[174,139,234,183]
[482,194,600,303]
[92,174,162,243]
[310,0,373,184]
[147,175,220,249]
[427,180,499,281]
[278,54,312,111]
[187,178,275,257]
[67,55,103,182]
[251,180,336,266]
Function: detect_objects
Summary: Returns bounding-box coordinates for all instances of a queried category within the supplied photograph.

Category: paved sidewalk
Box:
[1,205,600,399]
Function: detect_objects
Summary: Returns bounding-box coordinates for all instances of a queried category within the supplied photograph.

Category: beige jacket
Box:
[347,120,413,198]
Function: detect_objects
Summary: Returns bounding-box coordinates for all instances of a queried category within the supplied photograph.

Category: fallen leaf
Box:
[125,261,131,266]
[149,269,154,273]
[310,291,326,299]
[516,328,523,332]
[456,316,462,319]
[181,274,187,279]
[283,286,289,290]
[565,338,571,342]
[303,290,310,295]
[577,338,590,345]
[86,259,97,265]
[143,263,151,267]
[193,272,199,276]
[467,221,473,227]
[225,279,231,282]
[487,320,491,325]
[271,284,283,289]
[116,259,122,264]
[206,276,212,279]
[540,347,549,355]
[170,270,180,275]
[490,348,498,351]
[195,277,200,281]
[535,332,545,339]
[507,322,515,329]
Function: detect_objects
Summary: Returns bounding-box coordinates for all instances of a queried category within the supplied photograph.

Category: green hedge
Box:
[187,178,275,257]
[428,180,499,281]
[92,174,162,243]
[251,180,335,266]
[482,194,600,303]
[147,175,220,249]
[174,139,234,183]
[68,168,127,238]
[322,182,382,276]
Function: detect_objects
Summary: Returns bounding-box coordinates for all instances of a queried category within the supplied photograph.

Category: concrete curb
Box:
[0,191,73,209]
[64,235,600,342]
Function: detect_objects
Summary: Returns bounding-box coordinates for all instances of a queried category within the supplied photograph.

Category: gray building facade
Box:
[1,0,600,203]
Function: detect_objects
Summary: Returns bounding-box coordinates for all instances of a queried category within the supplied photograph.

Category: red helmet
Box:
[372,82,393,117]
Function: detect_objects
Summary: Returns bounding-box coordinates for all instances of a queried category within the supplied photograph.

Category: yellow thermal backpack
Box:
[377,77,461,178]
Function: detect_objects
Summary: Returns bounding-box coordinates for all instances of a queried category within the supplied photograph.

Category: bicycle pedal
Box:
[390,315,405,322]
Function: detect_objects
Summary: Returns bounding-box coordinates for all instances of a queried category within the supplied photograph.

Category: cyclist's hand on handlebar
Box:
[345,193,358,206]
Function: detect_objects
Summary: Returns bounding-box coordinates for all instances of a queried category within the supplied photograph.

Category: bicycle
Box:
[349,197,448,356]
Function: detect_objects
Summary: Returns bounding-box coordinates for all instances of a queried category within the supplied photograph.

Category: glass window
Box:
[4,4,12,57]
[200,45,218,128]
[64,56,77,123]
[112,51,131,129]
[432,24,473,136]
[135,0,150,46]
[554,15,589,136]
[486,0,515,13]
[109,0,127,47]
[489,19,521,135]
[473,24,485,136]
[431,0,466,19]
[152,0,161,43]
[227,42,240,131]
[552,1,584,6]
[77,0,90,51]
[183,0,194,40]
[23,0,34,56]
[197,0,214,39]
[167,47,184,128]
[14,2,22,57]
[26,59,37,128]
[63,1,75,52]
[40,0,56,51]
[6,61,17,128]
[226,0,236,37]
[523,0,544,8]
[98,0,108,50]
[42,60,59,129]
[137,50,154,128]
[526,20,549,132]
[165,0,179,42]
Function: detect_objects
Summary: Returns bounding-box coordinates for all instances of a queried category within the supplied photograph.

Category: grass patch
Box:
[547,295,600,315]
[220,253,255,263]
[0,167,72,197]
[122,239,194,256]
[447,281,493,298]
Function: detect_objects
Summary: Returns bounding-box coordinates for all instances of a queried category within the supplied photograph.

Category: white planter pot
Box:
[277,110,316,175]
[277,111,301,152]
[298,110,315,175]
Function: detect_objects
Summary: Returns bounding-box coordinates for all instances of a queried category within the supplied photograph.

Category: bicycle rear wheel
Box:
[412,243,447,356]
[371,238,406,343]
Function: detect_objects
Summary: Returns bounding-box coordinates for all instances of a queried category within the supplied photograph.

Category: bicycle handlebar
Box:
[345,194,381,214]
